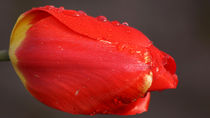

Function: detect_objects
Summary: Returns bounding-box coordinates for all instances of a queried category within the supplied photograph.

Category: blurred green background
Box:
[0,0,210,118]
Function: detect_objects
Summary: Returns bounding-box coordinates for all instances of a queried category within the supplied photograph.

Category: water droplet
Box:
[73,13,80,17]
[58,46,64,51]
[78,10,87,16]
[113,98,122,104]
[114,98,118,103]
[59,6,64,10]
[156,67,159,72]
[75,90,79,96]
[99,40,112,44]
[90,111,96,116]
[97,16,107,22]
[136,50,141,54]
[122,22,129,26]
[144,72,153,89]
[117,44,128,51]
[129,49,136,54]
[132,99,137,102]
[45,5,55,10]
[58,6,64,13]
[111,21,120,26]
[144,52,151,63]
[144,56,151,63]
[144,52,149,56]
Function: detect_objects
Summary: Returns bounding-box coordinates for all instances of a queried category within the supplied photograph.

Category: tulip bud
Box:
[9,6,178,115]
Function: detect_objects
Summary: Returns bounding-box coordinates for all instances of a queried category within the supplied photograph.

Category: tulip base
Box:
[0,50,10,61]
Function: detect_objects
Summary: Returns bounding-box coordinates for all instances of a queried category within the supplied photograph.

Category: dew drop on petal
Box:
[143,72,153,92]
[113,98,122,105]
[117,44,128,51]
[58,6,64,13]
[78,10,87,16]
[156,67,159,72]
[59,6,64,10]
[114,98,118,104]
[97,16,108,22]
[122,22,129,26]
[73,13,80,17]
[111,21,120,26]
[129,49,136,54]
[45,5,55,10]
[136,50,141,54]
[131,98,137,102]
[58,45,64,51]
[96,37,112,44]
[90,111,96,116]
[99,40,112,44]
[74,90,79,96]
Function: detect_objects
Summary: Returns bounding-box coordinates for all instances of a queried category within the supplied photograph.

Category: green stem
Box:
[0,50,10,61]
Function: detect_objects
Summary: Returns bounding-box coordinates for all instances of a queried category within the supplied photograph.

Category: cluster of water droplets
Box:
[111,21,129,26]
[95,14,130,27]
[70,10,88,17]
[44,5,88,17]
[43,6,130,27]
[44,5,64,13]
[43,6,137,55]
[96,16,129,26]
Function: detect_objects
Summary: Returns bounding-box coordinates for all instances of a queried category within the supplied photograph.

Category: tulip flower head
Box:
[9,6,178,115]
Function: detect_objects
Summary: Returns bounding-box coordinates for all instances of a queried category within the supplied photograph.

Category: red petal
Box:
[148,46,178,91]
[15,14,152,114]
[9,6,178,115]
[28,6,152,48]
[115,92,151,115]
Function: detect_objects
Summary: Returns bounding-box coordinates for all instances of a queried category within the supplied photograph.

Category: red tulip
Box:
[9,6,178,115]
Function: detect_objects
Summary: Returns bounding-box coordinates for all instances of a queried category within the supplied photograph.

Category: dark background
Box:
[0,0,210,118]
